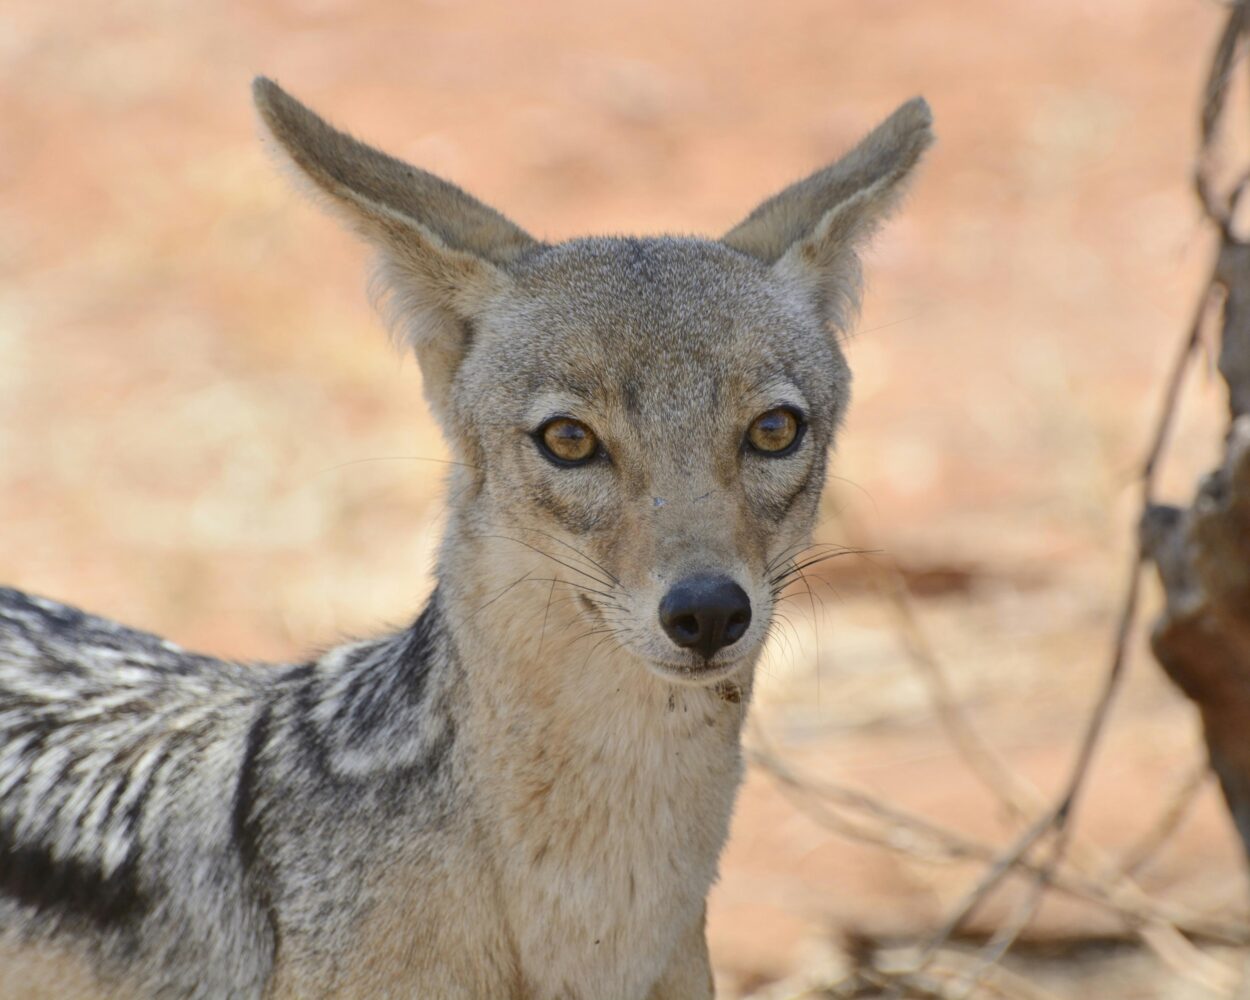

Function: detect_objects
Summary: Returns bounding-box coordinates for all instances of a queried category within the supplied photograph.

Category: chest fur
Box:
[486,685,746,1000]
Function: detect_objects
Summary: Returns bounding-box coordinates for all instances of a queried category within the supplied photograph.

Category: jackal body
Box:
[0,81,931,998]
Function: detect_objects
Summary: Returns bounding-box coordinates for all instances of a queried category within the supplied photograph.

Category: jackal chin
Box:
[644,653,755,687]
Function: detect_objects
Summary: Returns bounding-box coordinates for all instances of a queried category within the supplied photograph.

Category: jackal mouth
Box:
[645,654,750,686]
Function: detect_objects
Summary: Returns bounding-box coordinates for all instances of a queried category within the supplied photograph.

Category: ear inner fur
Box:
[722,97,934,331]
[252,77,536,427]
[721,97,934,263]
[252,77,538,266]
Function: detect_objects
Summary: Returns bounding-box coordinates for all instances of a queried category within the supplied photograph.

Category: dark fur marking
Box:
[528,480,599,536]
[1,587,85,632]
[0,826,146,933]
[714,681,742,704]
[334,596,441,749]
[767,457,819,523]
[621,380,641,416]
[117,740,183,848]
[0,591,222,939]
[338,600,439,746]
[233,703,272,876]
[0,586,231,677]
[287,663,330,780]
[96,764,134,837]
[377,718,457,821]
[232,702,281,965]
[288,596,455,794]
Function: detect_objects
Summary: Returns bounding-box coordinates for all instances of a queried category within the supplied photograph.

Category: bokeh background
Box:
[2,1,1246,995]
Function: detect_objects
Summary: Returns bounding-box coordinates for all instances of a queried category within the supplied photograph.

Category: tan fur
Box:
[0,941,136,1000]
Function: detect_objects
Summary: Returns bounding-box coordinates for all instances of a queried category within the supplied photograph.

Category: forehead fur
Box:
[460,236,848,424]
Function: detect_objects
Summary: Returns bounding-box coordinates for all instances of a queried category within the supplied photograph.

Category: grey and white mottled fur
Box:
[0,79,932,999]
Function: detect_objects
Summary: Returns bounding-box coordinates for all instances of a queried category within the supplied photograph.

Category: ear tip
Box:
[902,95,933,120]
[251,76,296,127]
[870,97,934,169]
[252,75,277,104]
[895,96,936,146]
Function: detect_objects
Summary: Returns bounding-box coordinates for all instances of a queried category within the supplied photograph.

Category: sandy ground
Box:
[2,1,1247,995]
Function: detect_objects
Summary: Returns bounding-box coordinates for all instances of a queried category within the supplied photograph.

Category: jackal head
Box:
[255,79,931,685]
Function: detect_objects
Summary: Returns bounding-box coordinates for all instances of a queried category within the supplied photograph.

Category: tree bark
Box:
[1143,219,1250,858]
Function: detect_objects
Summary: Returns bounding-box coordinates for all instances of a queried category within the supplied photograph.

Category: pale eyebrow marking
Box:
[523,393,596,429]
[750,379,808,414]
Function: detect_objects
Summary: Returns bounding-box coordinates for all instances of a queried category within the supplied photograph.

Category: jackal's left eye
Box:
[535,417,600,466]
[746,407,804,456]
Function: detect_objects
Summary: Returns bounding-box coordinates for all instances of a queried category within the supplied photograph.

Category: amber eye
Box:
[746,407,804,456]
[536,417,600,466]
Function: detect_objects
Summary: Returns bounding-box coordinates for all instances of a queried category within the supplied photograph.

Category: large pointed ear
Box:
[723,98,933,333]
[252,77,541,424]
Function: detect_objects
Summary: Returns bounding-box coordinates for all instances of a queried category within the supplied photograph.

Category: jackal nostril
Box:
[669,614,700,643]
[725,609,750,644]
[658,574,752,660]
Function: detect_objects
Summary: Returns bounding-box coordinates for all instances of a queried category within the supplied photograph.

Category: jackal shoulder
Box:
[0,586,458,997]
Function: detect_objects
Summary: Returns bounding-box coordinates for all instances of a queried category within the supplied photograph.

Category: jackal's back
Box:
[0,586,275,997]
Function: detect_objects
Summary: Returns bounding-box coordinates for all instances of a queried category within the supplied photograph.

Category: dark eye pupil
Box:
[551,423,584,444]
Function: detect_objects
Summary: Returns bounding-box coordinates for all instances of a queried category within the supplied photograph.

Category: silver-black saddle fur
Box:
[0,585,452,997]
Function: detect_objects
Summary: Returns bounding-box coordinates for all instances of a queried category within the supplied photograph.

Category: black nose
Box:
[658,574,752,659]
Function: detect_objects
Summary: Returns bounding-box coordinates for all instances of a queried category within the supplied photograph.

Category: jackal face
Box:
[453,239,844,680]
[255,80,931,683]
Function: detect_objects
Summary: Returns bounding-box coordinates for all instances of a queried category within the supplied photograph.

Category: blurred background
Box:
[1,0,1245,995]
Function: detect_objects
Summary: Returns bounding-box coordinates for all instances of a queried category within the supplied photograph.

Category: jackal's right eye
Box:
[534,417,600,467]
[746,406,804,456]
